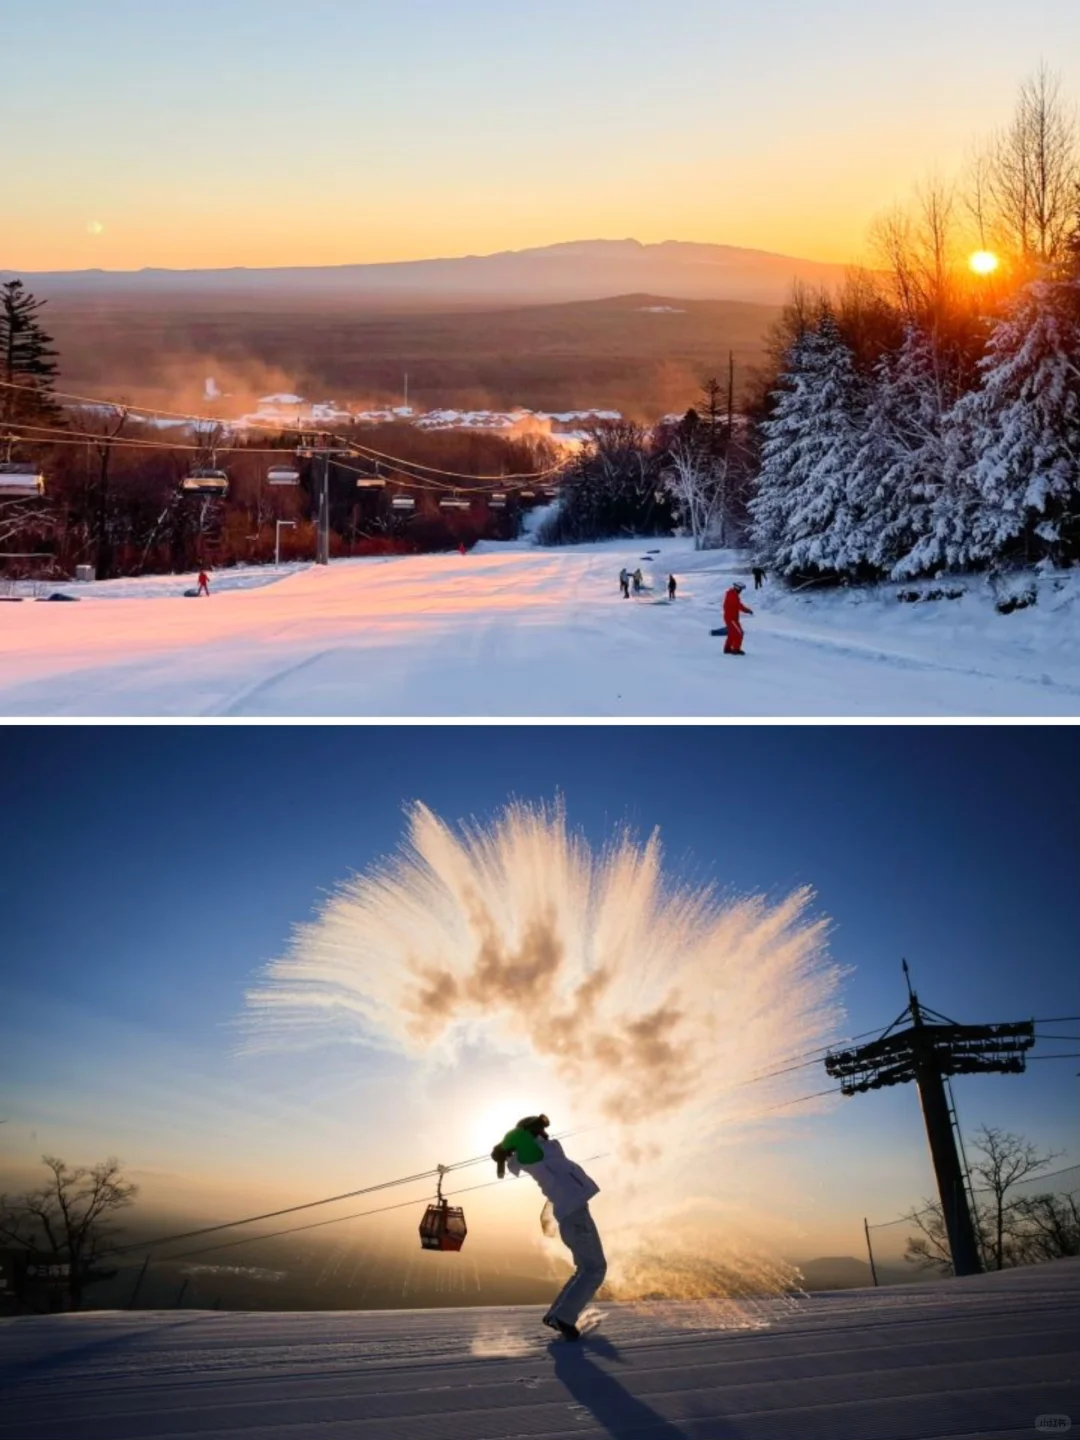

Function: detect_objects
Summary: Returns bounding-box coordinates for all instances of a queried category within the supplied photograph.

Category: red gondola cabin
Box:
[419,1167,467,1251]
[419,1199,467,1251]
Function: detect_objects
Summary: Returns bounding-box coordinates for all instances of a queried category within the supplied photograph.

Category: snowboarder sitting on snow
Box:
[667,574,677,601]
[619,568,630,599]
[723,581,753,655]
[752,565,765,590]
[197,570,210,597]
[492,1114,605,1342]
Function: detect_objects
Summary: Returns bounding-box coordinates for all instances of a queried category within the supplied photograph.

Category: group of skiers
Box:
[617,567,644,598]
[618,568,680,601]
[614,564,760,655]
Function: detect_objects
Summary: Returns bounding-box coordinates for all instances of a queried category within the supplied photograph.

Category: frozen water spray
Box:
[244,800,845,1304]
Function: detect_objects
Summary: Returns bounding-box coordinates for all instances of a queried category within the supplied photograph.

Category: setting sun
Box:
[969,249,1000,276]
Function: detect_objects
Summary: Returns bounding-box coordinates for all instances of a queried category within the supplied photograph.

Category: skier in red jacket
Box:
[197,571,210,596]
[723,582,752,655]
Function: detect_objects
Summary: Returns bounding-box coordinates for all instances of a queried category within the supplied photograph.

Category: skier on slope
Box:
[722,581,753,655]
[619,568,630,599]
[667,574,677,601]
[197,570,210,597]
[492,1114,605,1342]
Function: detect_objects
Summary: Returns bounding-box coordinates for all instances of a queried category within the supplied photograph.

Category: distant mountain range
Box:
[796,1256,920,1291]
[2,238,850,308]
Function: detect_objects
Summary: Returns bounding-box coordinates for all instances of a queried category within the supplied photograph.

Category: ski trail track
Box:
[0,542,1076,716]
[1,1262,1077,1440]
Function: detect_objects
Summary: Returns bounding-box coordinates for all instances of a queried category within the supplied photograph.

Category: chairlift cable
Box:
[3,422,301,457]
[114,1161,482,1255]
[116,1127,590,1256]
[760,1085,845,1112]
[161,1178,504,1262]
[140,1153,611,1265]
[0,380,567,483]
[738,1029,889,1085]
[333,433,566,485]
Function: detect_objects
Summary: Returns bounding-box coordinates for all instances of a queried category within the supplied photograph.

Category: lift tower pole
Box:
[905,973,982,1277]
[824,963,1035,1278]
[316,452,330,566]
[297,435,353,567]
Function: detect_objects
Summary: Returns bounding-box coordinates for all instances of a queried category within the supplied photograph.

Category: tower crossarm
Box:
[823,1019,1034,1094]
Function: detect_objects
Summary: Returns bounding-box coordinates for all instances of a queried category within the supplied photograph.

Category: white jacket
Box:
[507,1136,599,1221]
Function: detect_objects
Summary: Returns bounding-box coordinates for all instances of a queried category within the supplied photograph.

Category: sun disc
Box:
[969,249,999,276]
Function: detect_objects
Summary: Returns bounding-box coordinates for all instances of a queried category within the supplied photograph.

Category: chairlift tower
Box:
[297,434,356,565]
[824,962,1035,1277]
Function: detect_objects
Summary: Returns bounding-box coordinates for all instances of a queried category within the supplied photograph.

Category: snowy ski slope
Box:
[0,541,1077,716]
[1,1260,1077,1440]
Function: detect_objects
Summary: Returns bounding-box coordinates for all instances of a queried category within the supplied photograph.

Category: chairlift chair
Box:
[355,475,387,490]
[518,489,536,500]
[489,492,507,508]
[182,468,229,496]
[391,495,416,512]
[0,463,46,498]
[267,465,300,486]
[439,493,470,511]
[419,1167,467,1252]
[297,432,331,457]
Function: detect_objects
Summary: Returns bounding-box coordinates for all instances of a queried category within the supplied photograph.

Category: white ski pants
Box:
[548,1204,607,1326]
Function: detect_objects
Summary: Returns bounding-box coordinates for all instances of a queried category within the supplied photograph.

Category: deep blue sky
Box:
[2,726,1076,1246]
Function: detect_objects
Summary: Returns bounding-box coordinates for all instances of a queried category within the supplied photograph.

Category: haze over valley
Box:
[1,240,840,419]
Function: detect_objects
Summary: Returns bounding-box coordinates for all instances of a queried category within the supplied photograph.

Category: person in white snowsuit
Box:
[492,1114,605,1341]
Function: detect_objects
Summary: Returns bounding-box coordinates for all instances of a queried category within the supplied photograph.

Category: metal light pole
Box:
[275,520,296,568]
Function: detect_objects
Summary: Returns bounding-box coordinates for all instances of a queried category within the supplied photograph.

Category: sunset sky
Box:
[1,727,1076,1263]
[4,0,1080,272]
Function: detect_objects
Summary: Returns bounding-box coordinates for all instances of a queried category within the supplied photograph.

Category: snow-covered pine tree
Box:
[842,345,903,577]
[748,316,863,579]
[0,280,62,430]
[891,380,988,577]
[748,333,816,566]
[962,274,1080,566]
[845,326,954,580]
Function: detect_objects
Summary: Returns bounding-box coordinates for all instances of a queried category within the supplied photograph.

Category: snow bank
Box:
[1,1258,1077,1439]
[1,561,310,603]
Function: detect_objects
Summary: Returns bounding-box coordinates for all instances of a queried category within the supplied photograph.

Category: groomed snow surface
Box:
[1,541,1077,716]
[2,1260,1078,1440]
